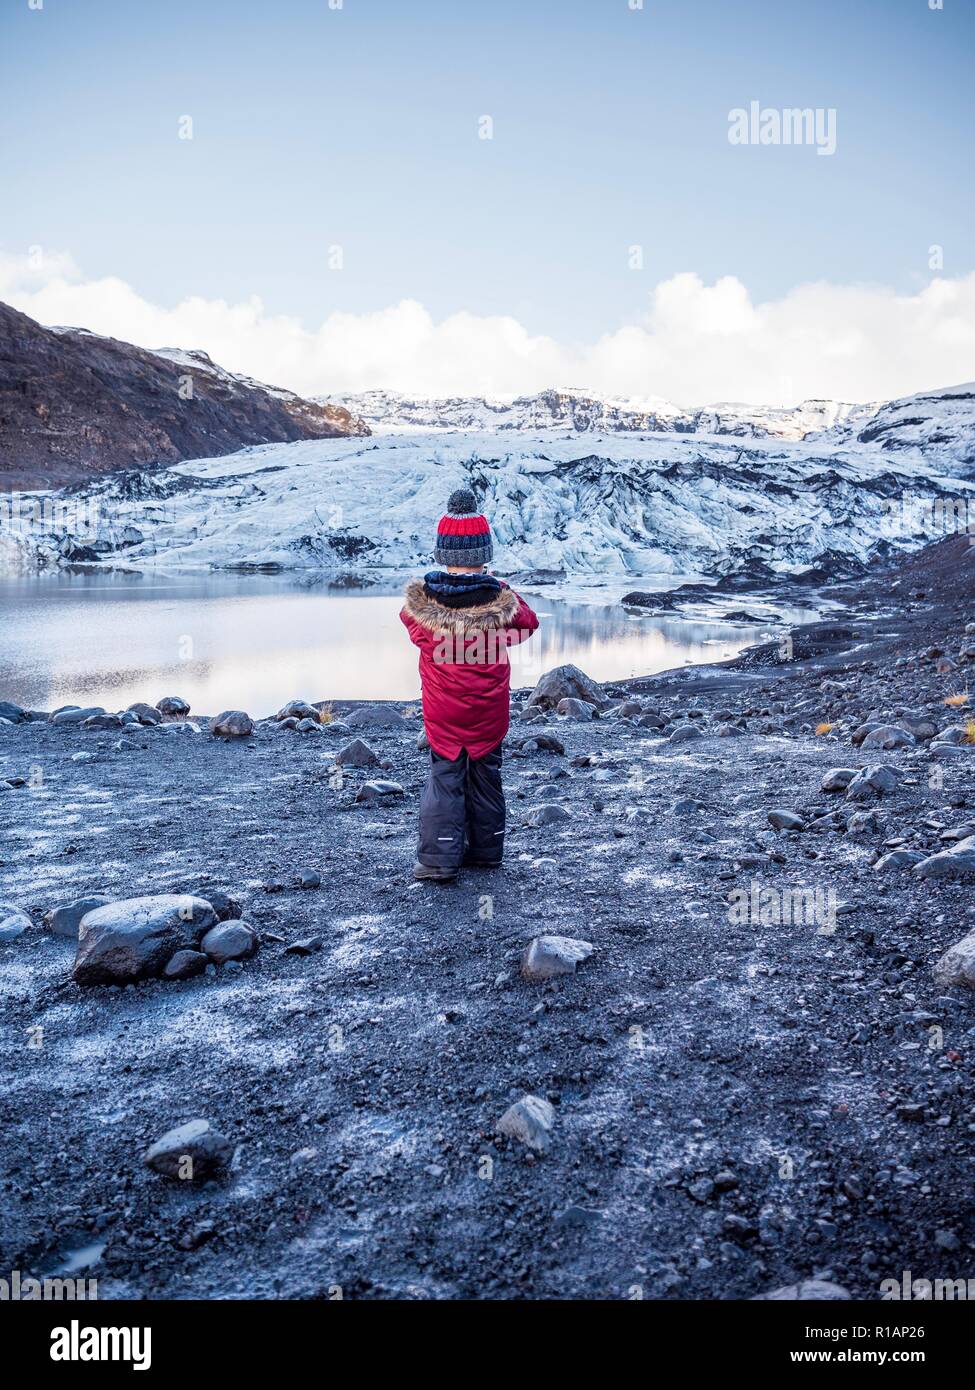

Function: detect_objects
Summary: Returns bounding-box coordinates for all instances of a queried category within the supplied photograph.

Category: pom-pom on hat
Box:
[434,487,494,567]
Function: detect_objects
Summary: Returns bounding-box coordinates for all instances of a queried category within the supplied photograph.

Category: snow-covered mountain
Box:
[321,386,878,442]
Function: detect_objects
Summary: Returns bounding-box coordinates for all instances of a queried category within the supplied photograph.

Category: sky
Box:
[2,0,974,405]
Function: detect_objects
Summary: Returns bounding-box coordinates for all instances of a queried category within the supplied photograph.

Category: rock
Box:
[211,710,254,737]
[846,809,879,836]
[70,751,96,763]
[668,724,704,745]
[526,663,606,711]
[874,850,925,871]
[275,699,319,722]
[183,889,241,921]
[936,657,957,674]
[82,713,124,730]
[355,780,404,803]
[637,711,666,729]
[285,936,323,955]
[50,706,105,725]
[0,904,31,942]
[673,797,707,816]
[526,803,572,827]
[143,1119,234,1180]
[44,894,112,940]
[929,742,969,760]
[754,1280,851,1301]
[621,590,675,609]
[717,723,744,737]
[345,705,408,730]
[156,696,190,717]
[555,697,595,721]
[417,728,431,750]
[521,935,593,981]
[616,699,644,718]
[861,724,916,750]
[897,713,938,741]
[200,921,259,965]
[932,930,975,989]
[73,894,217,986]
[914,836,975,880]
[296,869,321,889]
[295,718,320,733]
[125,702,162,726]
[496,1094,555,1153]
[821,767,858,793]
[0,700,27,723]
[113,738,137,752]
[934,724,970,745]
[768,809,806,832]
[278,717,299,731]
[335,738,379,768]
[163,949,208,981]
[845,764,898,801]
[851,720,884,746]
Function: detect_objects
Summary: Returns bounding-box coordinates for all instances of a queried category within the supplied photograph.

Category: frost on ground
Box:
[1,537,975,1299]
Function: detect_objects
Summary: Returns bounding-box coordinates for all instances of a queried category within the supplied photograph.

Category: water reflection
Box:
[0,571,809,716]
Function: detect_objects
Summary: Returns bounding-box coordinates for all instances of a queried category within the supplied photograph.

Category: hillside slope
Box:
[0,302,369,490]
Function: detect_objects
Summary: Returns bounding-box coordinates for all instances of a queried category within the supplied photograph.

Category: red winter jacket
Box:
[400,578,539,759]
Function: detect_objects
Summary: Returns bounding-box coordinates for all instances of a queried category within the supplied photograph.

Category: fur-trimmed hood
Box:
[403,577,520,637]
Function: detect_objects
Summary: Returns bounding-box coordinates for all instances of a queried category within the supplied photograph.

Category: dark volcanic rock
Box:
[73,894,217,985]
[0,301,369,490]
[200,921,259,965]
[143,1119,234,1180]
[526,664,607,710]
[211,710,254,738]
[44,894,112,941]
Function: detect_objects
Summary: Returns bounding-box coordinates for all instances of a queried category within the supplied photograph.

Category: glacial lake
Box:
[0,572,820,718]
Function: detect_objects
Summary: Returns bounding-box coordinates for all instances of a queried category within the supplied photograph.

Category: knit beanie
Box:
[434,487,494,567]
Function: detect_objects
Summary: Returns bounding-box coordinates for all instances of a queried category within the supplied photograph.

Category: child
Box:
[401,488,539,882]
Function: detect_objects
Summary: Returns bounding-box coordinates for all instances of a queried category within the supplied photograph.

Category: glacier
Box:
[4,401,974,584]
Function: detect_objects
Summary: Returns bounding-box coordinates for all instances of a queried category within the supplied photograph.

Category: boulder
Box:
[181,889,241,922]
[335,738,380,768]
[156,696,190,717]
[355,780,404,803]
[163,950,208,981]
[556,697,595,721]
[275,699,319,722]
[668,723,704,745]
[821,767,858,793]
[0,904,31,942]
[934,724,970,745]
[44,894,112,941]
[73,894,217,986]
[125,702,162,726]
[295,718,320,733]
[932,930,975,989]
[526,664,606,711]
[0,700,27,723]
[521,935,593,981]
[768,809,805,832]
[860,724,915,750]
[914,836,975,880]
[345,705,409,730]
[200,921,259,965]
[497,1095,555,1153]
[873,850,925,871]
[845,764,898,801]
[526,803,572,827]
[211,710,254,737]
[82,712,124,730]
[143,1119,234,1180]
[50,706,105,726]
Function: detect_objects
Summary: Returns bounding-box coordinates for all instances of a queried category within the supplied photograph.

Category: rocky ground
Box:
[2,536,975,1301]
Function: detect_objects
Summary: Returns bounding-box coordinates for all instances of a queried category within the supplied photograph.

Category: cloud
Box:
[2,250,974,406]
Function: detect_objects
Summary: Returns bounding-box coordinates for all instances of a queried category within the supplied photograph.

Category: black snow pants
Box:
[417,742,505,871]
